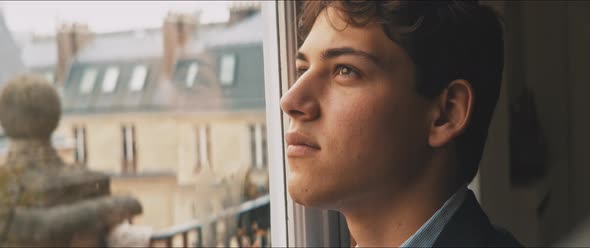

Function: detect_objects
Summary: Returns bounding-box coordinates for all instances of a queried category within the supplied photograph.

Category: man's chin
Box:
[287,183,342,209]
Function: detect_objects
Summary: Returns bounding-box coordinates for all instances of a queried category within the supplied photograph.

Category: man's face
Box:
[280,7,433,209]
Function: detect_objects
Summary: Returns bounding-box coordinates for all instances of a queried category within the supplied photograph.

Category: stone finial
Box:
[0,73,60,140]
[0,73,62,167]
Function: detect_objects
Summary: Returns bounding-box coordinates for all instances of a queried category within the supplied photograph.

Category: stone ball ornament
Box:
[0,74,61,139]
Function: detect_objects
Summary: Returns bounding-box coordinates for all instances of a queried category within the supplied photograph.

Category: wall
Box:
[479,1,590,246]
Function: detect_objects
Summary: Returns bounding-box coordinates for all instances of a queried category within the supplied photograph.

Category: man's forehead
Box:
[299,7,402,65]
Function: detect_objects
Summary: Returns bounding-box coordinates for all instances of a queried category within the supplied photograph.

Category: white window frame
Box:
[263,1,290,247]
[263,2,349,247]
[129,65,148,91]
[219,54,237,86]
[79,68,98,94]
[102,66,120,93]
[186,62,199,87]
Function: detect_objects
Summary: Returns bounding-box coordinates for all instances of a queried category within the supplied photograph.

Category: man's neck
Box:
[342,176,460,247]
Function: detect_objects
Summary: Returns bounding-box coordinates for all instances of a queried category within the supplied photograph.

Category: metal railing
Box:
[150,194,270,247]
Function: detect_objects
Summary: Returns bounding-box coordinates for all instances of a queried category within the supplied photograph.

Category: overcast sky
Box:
[1,1,234,35]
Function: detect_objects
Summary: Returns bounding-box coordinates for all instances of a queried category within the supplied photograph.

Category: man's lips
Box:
[285,132,320,157]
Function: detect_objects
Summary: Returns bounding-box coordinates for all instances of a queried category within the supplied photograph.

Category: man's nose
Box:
[279,77,320,122]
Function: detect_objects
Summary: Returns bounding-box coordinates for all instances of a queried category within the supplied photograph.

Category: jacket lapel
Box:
[432,189,494,247]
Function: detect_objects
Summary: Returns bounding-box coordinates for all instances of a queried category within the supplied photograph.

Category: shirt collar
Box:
[355,185,468,248]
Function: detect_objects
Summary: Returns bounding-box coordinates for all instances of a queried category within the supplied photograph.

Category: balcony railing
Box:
[149,194,270,247]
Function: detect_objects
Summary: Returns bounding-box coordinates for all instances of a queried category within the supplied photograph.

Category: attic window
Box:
[219,54,236,86]
[102,66,120,93]
[186,63,199,87]
[79,68,98,94]
[129,65,148,91]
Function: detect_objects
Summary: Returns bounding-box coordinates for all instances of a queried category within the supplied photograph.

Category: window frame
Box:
[262,2,289,246]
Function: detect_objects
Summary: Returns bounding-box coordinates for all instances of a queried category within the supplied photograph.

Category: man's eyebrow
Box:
[296,52,307,62]
[295,47,382,66]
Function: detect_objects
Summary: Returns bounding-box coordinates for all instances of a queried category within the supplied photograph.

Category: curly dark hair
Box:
[298,0,504,184]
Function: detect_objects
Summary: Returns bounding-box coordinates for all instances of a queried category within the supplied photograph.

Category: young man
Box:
[280,1,522,247]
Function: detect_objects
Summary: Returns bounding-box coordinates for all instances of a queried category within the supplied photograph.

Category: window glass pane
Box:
[102,66,120,92]
[220,54,236,85]
[0,2,274,247]
[79,68,98,93]
[186,63,199,87]
[129,65,148,91]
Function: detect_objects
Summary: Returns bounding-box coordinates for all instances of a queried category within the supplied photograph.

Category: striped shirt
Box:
[399,186,468,247]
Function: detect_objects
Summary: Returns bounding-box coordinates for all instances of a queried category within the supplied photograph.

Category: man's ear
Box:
[428,79,474,148]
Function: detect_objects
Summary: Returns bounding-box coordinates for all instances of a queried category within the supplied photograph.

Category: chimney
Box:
[162,12,198,80]
[56,23,92,85]
[228,2,261,25]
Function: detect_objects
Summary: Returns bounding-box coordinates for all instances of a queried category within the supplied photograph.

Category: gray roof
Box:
[63,58,164,113]
[76,29,163,63]
[62,43,265,114]
[62,12,265,114]
[19,11,264,67]
[76,12,264,63]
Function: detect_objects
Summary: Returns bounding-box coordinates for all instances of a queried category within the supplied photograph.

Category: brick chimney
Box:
[162,12,198,80]
[228,2,261,25]
[56,23,92,86]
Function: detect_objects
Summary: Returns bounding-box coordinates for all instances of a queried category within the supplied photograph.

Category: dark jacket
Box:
[433,190,523,247]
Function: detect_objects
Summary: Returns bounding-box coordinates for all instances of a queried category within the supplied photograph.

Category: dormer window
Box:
[79,68,98,94]
[186,63,199,87]
[129,65,148,91]
[102,66,120,93]
[219,54,236,86]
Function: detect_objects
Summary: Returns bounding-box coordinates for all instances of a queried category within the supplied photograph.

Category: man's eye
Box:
[335,65,359,78]
[296,67,308,78]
